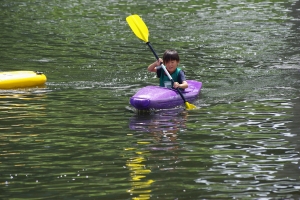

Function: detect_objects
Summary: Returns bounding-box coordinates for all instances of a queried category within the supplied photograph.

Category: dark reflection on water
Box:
[128,109,192,199]
[1,0,300,199]
[0,88,134,199]
[128,99,299,199]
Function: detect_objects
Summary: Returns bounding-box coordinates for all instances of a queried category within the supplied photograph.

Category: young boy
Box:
[147,50,188,89]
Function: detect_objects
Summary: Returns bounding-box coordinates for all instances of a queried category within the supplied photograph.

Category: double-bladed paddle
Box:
[126,14,197,110]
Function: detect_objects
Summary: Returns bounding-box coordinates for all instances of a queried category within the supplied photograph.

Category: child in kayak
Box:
[147,50,188,89]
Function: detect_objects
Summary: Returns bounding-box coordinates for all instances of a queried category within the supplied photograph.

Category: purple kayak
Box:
[130,80,202,110]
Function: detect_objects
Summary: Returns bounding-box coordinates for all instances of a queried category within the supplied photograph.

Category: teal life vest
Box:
[159,68,181,88]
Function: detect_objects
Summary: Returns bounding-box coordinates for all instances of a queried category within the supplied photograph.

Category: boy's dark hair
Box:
[163,50,180,64]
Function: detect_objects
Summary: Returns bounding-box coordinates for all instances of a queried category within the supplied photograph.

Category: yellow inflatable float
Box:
[0,71,47,89]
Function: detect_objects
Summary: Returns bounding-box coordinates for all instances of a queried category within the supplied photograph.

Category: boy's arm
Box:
[147,58,163,72]
[174,70,188,89]
[180,81,188,89]
[174,81,188,89]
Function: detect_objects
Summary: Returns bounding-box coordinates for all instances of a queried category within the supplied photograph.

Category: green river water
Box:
[1,0,300,199]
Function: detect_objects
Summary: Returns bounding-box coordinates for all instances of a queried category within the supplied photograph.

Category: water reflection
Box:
[130,108,187,149]
[127,108,187,199]
[0,90,49,199]
[0,88,48,122]
[125,151,154,200]
[0,88,47,172]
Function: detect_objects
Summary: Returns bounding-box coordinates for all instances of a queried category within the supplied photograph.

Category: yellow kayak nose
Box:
[0,71,47,89]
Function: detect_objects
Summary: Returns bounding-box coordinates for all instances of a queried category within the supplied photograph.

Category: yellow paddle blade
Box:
[126,14,149,43]
[185,102,197,110]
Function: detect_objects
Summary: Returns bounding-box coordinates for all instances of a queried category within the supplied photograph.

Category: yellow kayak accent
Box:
[0,71,47,89]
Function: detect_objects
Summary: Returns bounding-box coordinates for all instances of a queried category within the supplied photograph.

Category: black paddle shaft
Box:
[146,42,159,60]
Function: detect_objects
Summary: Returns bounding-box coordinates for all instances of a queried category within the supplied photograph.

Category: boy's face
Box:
[165,60,179,74]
